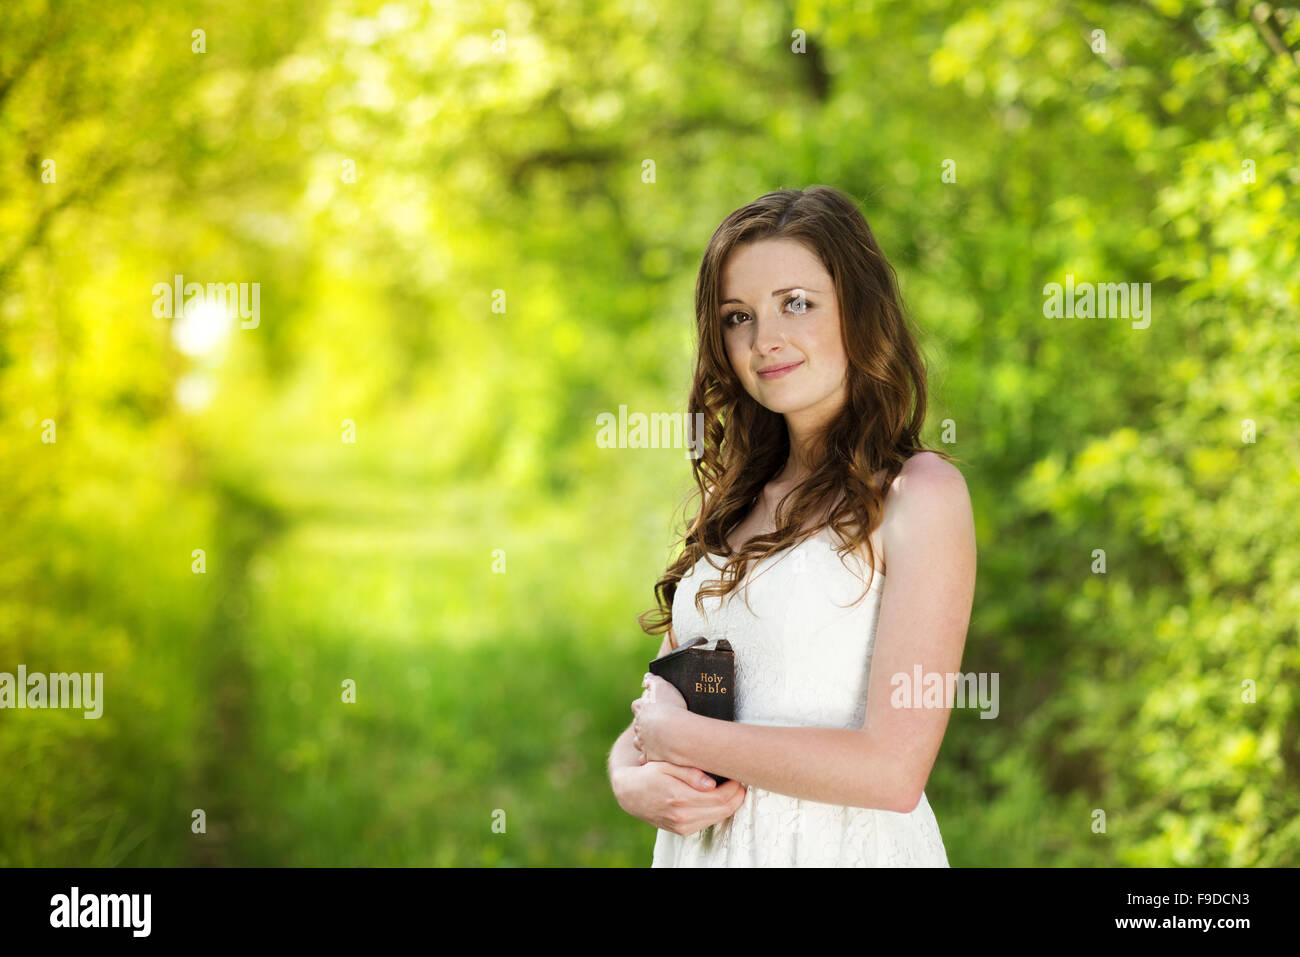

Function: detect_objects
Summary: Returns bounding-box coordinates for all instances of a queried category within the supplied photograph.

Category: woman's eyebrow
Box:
[720,286,823,306]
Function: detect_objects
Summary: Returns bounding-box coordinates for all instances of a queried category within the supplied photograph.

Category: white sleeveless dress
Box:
[651,531,949,867]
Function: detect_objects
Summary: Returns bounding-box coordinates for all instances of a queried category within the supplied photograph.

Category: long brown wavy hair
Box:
[638,185,959,648]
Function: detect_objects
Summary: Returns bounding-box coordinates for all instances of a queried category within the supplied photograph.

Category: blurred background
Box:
[1,0,1297,866]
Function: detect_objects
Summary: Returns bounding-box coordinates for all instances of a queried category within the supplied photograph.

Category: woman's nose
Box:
[751,310,786,351]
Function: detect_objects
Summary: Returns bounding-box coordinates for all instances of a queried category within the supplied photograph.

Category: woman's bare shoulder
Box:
[879,452,973,562]
[901,450,960,481]
[884,453,968,513]
[868,453,967,568]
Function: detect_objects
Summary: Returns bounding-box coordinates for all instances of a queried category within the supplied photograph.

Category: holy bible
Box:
[648,636,734,784]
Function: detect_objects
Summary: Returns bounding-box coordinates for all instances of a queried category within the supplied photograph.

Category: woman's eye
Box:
[785,294,811,315]
[723,311,750,327]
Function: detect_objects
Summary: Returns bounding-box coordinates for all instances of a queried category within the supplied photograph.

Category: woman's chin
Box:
[753,391,812,415]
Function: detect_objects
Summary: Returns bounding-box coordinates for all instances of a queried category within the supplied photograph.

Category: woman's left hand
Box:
[631,674,689,764]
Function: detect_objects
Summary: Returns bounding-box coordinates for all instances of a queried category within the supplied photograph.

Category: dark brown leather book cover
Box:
[648,636,734,784]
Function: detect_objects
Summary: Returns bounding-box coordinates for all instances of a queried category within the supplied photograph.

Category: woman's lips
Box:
[757,360,803,379]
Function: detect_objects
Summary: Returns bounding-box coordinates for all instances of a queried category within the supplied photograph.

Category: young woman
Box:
[607,185,977,866]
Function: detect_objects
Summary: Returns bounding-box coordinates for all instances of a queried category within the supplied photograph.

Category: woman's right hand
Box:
[612,760,747,835]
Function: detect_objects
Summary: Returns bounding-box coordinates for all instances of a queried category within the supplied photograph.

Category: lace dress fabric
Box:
[651,531,949,867]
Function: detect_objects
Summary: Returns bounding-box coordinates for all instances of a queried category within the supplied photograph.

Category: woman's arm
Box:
[607,722,648,780]
[609,627,748,834]
[634,456,976,812]
[609,628,676,781]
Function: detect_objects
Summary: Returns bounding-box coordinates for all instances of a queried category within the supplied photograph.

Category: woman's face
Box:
[718,237,848,422]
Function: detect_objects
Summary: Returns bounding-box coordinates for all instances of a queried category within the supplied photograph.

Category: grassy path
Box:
[182,469,658,865]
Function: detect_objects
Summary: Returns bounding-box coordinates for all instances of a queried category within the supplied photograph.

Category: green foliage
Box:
[1,0,1296,865]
